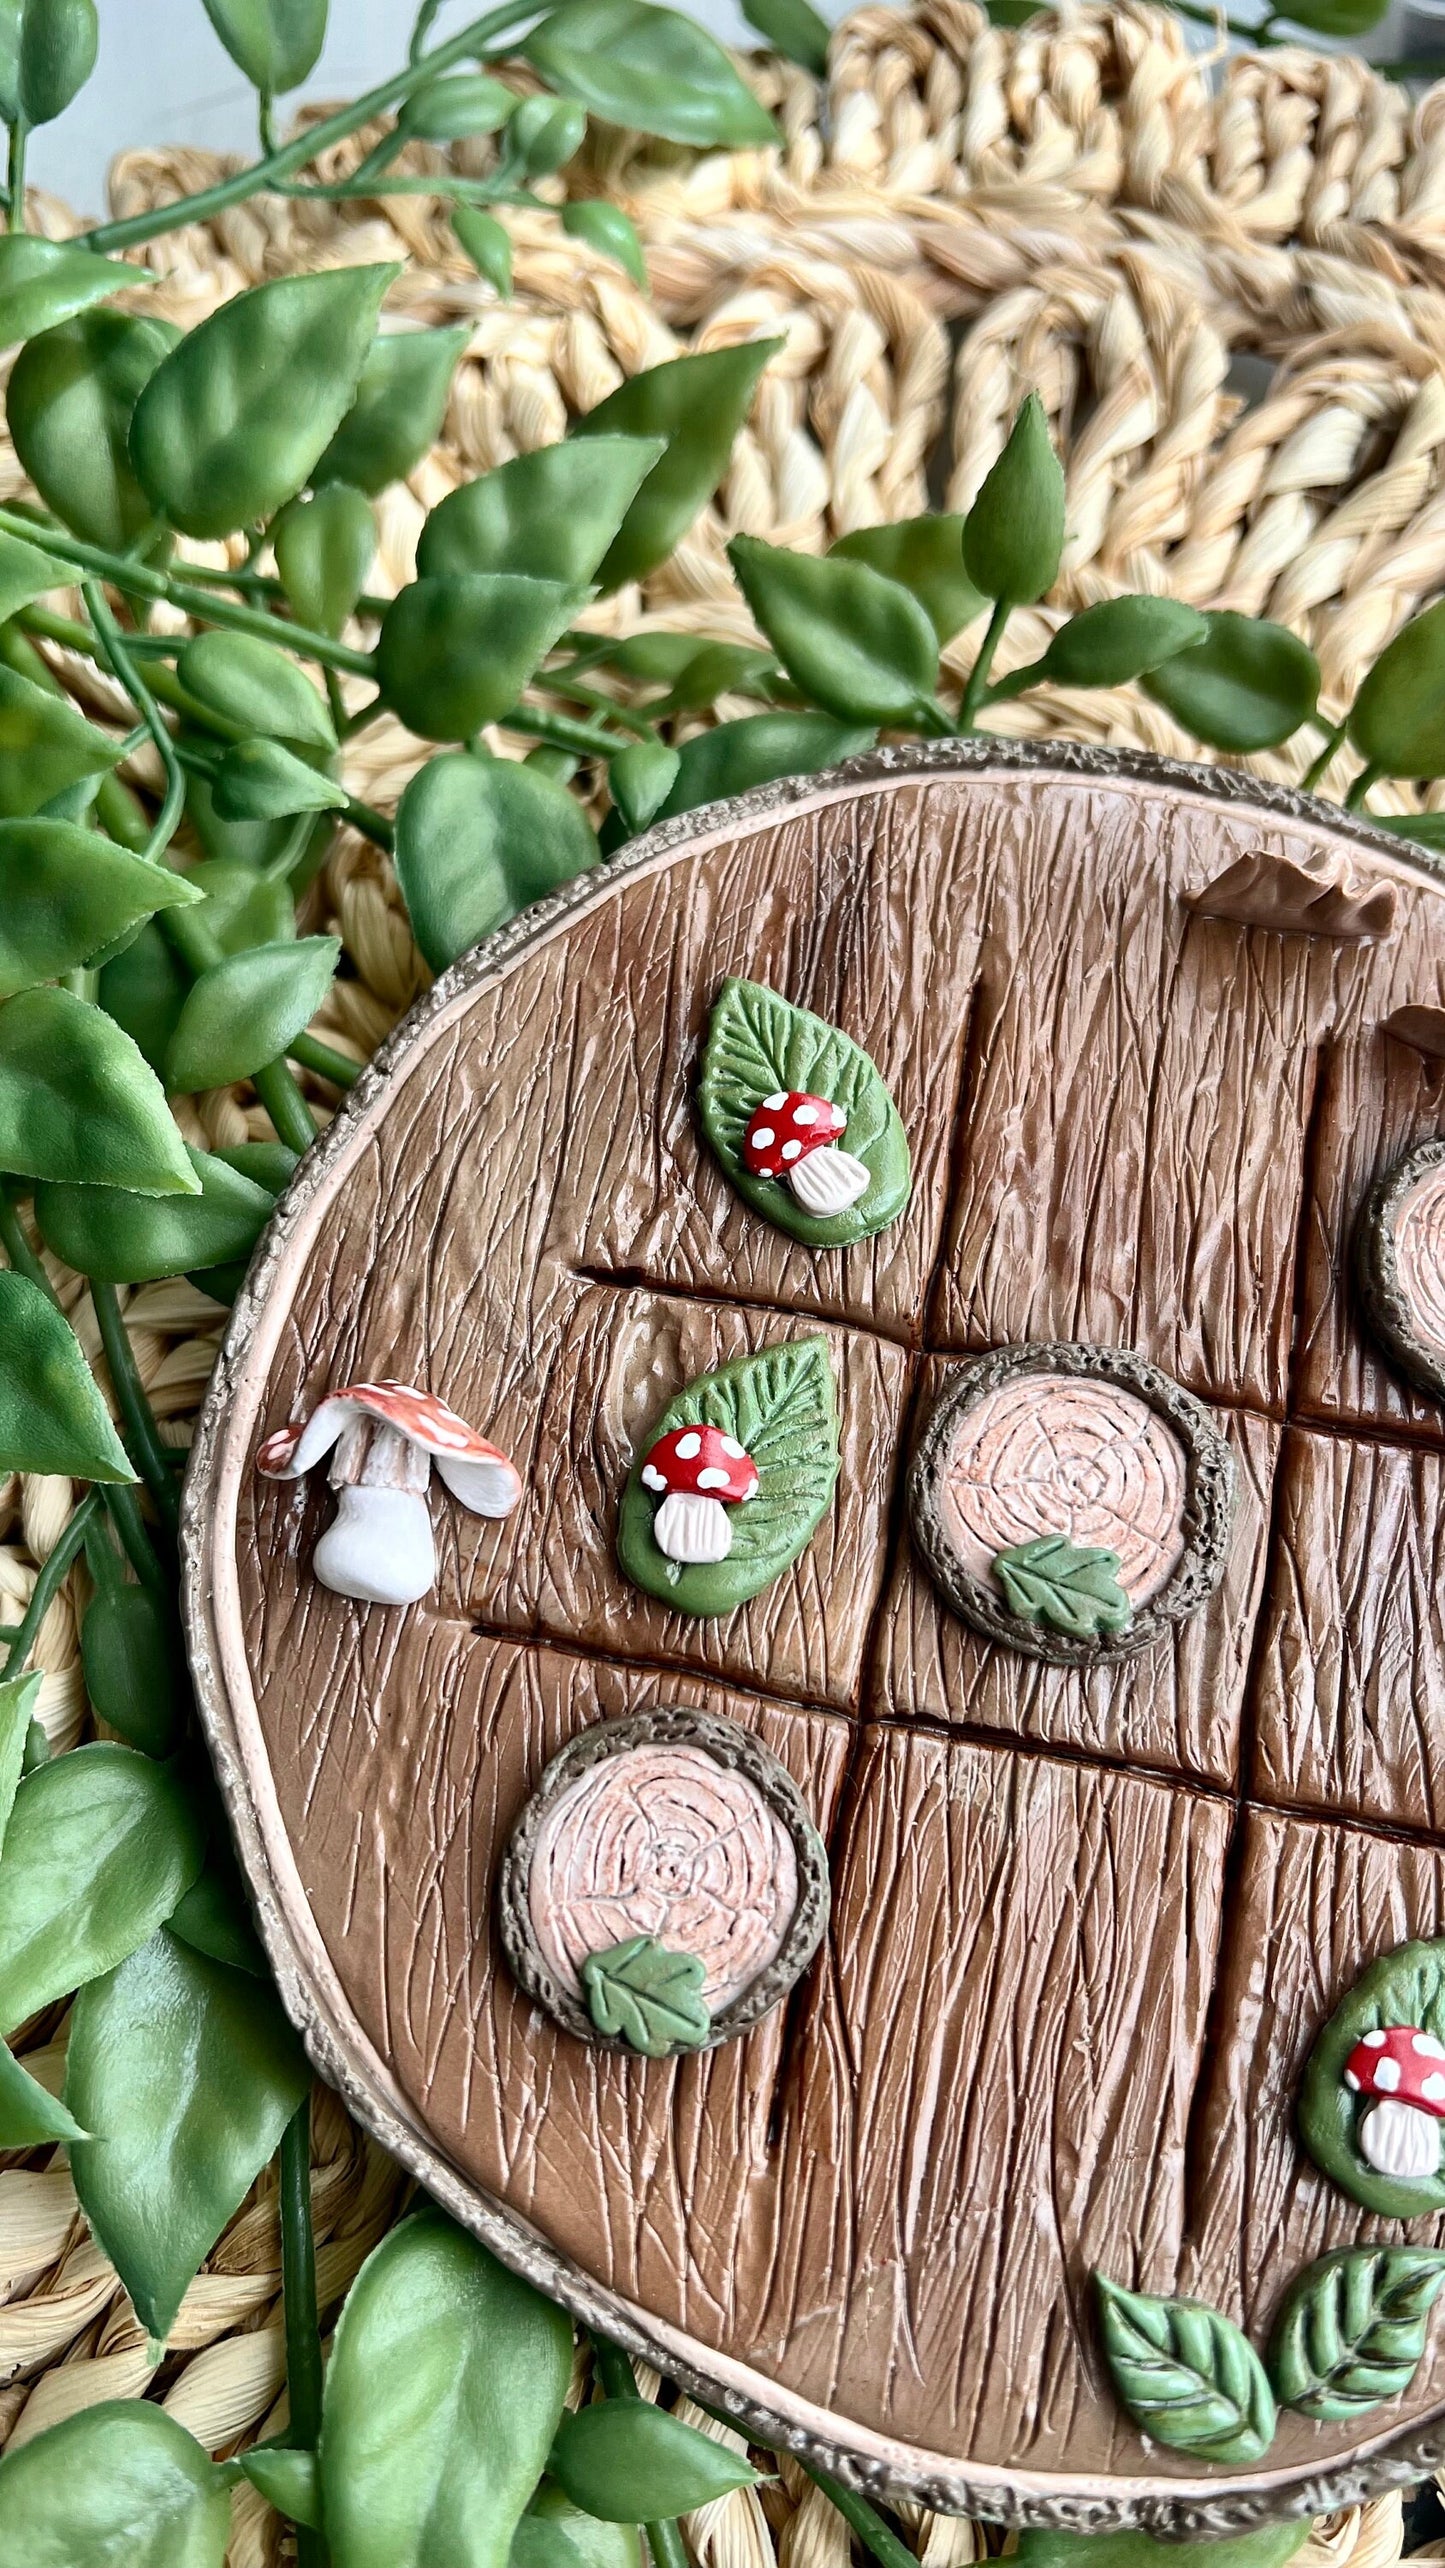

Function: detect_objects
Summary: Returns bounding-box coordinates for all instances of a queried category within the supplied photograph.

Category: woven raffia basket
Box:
[6,7,1445,2557]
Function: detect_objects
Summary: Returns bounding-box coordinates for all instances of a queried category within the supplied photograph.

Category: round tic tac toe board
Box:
[183,741,1445,2532]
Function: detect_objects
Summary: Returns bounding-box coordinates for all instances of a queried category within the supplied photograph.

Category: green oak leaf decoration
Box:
[696,977,911,1248]
[617,1338,839,1618]
[1269,2246,1445,2422]
[581,1935,711,2058]
[1299,1936,1445,2216]
[992,1535,1131,1641]
[1094,2276,1277,2465]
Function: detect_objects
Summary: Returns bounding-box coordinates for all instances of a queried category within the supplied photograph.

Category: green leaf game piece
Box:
[1095,2276,1276,2466]
[581,1935,711,2058]
[1269,2246,1445,2422]
[617,1338,839,1617]
[697,979,910,1249]
[992,1535,1131,1641]
[1299,1937,1445,2216]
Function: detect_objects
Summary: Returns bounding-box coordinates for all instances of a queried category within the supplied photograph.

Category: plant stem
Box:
[339,794,395,854]
[289,1034,361,1090]
[593,2342,690,2568]
[508,705,620,759]
[5,118,25,232]
[90,1281,181,1534]
[1346,762,1381,811]
[83,582,186,862]
[253,1062,319,1154]
[957,597,1011,732]
[1299,719,1347,795]
[794,2464,921,2568]
[80,0,544,257]
[0,508,376,677]
[279,2092,328,2568]
[3,1488,101,1678]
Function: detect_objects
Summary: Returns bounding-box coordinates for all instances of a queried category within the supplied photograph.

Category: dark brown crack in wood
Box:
[183,744,1445,2534]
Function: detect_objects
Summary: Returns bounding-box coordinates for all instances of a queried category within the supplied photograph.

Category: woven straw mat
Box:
[5,7,1445,2559]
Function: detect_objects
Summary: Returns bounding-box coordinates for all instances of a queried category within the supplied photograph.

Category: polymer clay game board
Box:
[183,739,1445,2532]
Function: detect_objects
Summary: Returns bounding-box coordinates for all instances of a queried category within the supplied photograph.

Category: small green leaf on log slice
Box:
[993,1535,1131,1640]
[1095,2276,1277,2464]
[1269,2246,1445,2421]
[581,1936,710,2058]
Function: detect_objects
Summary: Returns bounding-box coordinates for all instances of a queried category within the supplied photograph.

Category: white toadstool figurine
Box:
[743,1090,870,1217]
[640,1425,759,1565]
[257,1380,522,1606]
[1344,2025,1445,2178]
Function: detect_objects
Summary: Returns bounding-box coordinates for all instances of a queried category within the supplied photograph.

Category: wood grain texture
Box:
[1297,1024,1445,1434]
[185,745,1445,2528]
[1251,1428,1445,1830]
[874,1365,1277,1787]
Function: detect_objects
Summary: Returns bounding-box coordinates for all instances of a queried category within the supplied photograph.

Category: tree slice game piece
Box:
[184,741,1445,2533]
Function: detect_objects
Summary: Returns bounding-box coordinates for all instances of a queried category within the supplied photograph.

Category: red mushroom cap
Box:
[743,1091,847,1180]
[1344,2024,1445,2113]
[639,1423,759,1503]
[256,1379,521,1516]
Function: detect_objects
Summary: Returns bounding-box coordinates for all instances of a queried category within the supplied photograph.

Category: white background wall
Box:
[28,0,805,219]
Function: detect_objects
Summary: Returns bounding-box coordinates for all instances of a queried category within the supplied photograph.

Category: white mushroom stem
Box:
[1359,2096,1444,2179]
[654,1491,734,1565]
[786,1146,871,1217]
[313,1417,436,1605]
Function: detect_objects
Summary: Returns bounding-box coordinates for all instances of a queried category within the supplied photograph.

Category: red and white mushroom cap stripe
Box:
[257,1380,522,1516]
[1344,2024,1445,2108]
[743,1091,847,1180]
[640,1424,759,1502]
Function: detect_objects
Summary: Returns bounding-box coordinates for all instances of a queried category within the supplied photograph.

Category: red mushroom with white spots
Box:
[257,1380,521,1606]
[1344,2024,1445,2178]
[639,1423,759,1566]
[743,1090,870,1218]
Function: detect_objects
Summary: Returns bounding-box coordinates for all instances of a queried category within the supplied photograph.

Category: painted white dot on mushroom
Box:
[781,1140,803,1162]
[762,1091,787,1109]
[1376,2058,1402,2091]
[793,1103,819,1126]
[751,1126,775,1149]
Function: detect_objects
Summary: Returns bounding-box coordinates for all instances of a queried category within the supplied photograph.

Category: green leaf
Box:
[829,515,983,644]
[418,436,664,587]
[576,340,781,590]
[165,936,340,1091]
[1033,596,1210,689]
[377,574,582,741]
[273,482,375,638]
[0,527,75,620]
[0,235,137,350]
[513,2485,640,2568]
[18,0,96,123]
[320,2208,574,2568]
[1350,599,1445,778]
[0,1667,38,1852]
[730,535,938,723]
[647,640,778,715]
[1017,2524,1310,2568]
[316,324,469,497]
[1142,612,1319,753]
[0,818,199,999]
[81,1579,180,1757]
[180,770,296,872]
[238,2444,322,2526]
[510,96,587,176]
[130,263,399,540]
[98,863,294,1076]
[35,1143,275,1283]
[618,1337,839,1617]
[1094,2275,1277,2465]
[167,1851,267,1978]
[1279,0,1385,30]
[453,206,513,298]
[524,0,776,146]
[395,750,599,970]
[561,201,648,288]
[0,660,122,819]
[581,1934,710,2056]
[178,631,335,750]
[1299,1938,1445,2215]
[0,2400,229,2568]
[549,2403,759,2522]
[399,71,517,140]
[0,984,199,1193]
[740,0,830,71]
[655,710,872,818]
[0,1743,205,2035]
[698,976,910,1247]
[67,1926,308,2342]
[1374,811,1445,852]
[0,2034,87,2145]
[609,739,679,832]
[6,307,176,552]
[963,395,1065,605]
[0,1269,134,1481]
[992,1535,1131,1640]
[1269,2245,1445,2421]
[211,738,345,822]
[200,0,328,92]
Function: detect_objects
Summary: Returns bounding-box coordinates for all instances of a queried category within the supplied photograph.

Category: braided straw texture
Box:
[5,8,1445,2555]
